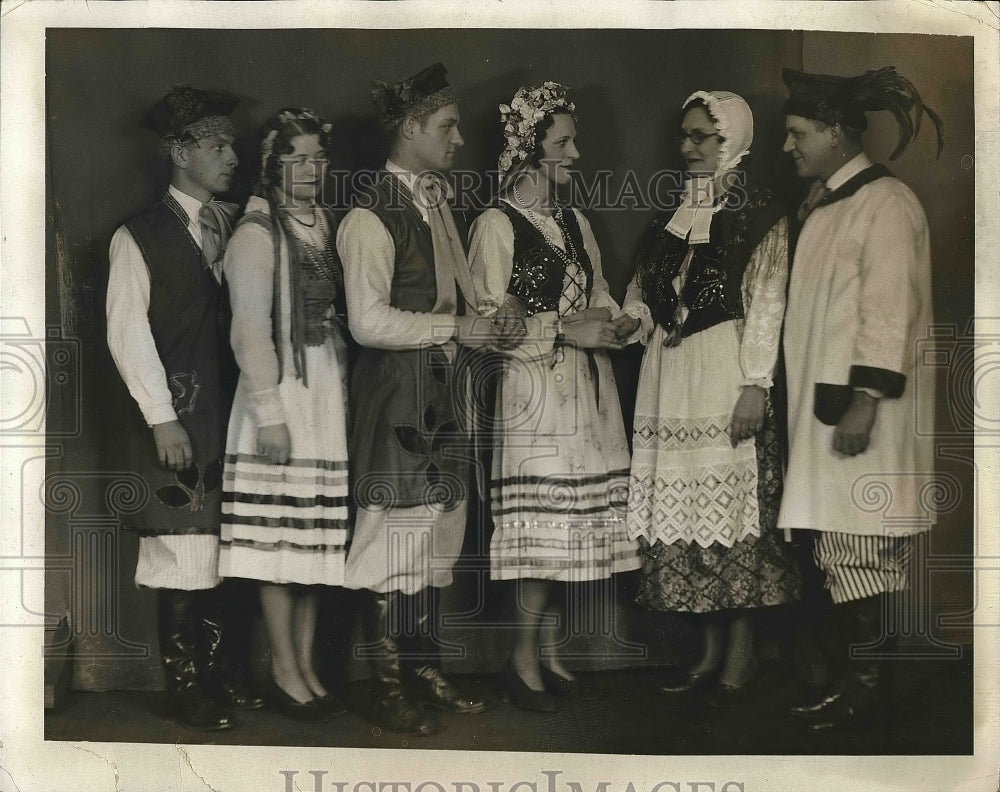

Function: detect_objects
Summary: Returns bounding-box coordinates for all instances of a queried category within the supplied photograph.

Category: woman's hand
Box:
[729,385,766,447]
[561,319,625,350]
[611,314,641,342]
[257,423,292,465]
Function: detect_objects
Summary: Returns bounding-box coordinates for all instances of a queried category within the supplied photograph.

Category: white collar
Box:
[385,160,417,190]
[826,152,872,192]
[168,184,207,225]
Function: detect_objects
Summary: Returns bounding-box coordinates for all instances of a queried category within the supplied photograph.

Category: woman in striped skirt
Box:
[469,82,640,711]
[219,108,350,719]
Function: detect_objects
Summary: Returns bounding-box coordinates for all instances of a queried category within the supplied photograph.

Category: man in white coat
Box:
[777,67,943,731]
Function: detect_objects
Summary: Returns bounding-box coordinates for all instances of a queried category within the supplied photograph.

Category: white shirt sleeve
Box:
[106,225,178,426]
[468,208,516,318]
[739,217,789,389]
[223,221,286,427]
[337,208,457,349]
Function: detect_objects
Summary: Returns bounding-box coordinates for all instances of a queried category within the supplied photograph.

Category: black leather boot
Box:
[794,594,891,731]
[401,587,489,715]
[359,591,437,735]
[157,589,233,731]
[203,579,265,710]
[201,610,265,711]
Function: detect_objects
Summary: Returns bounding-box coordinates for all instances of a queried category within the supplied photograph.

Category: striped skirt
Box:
[220,342,350,586]
[489,344,640,582]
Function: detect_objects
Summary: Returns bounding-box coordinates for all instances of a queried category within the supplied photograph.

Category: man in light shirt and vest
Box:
[106,85,261,730]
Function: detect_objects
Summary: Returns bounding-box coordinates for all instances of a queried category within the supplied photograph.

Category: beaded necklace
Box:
[511,183,580,267]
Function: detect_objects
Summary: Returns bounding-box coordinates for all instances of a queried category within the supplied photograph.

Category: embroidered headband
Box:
[259,107,332,186]
[140,84,238,152]
[371,62,457,129]
[497,81,577,184]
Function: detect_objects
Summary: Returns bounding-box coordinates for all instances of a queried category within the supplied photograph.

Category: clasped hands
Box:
[460,296,636,352]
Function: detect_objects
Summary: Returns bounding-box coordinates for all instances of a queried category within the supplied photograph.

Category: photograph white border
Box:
[2,2,998,791]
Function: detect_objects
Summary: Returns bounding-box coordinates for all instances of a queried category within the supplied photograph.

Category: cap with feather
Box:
[783,67,943,160]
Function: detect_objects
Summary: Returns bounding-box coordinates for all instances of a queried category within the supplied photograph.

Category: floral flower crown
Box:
[497,82,576,181]
[260,107,332,183]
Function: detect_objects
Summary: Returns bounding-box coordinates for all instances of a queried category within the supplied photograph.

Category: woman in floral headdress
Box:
[612,91,800,697]
[219,108,350,720]
[469,82,640,711]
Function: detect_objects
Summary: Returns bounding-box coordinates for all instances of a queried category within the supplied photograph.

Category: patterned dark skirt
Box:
[636,395,802,613]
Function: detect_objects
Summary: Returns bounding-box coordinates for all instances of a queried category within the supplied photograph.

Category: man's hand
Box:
[258,423,292,465]
[152,420,193,471]
[454,315,497,348]
[561,319,624,350]
[833,392,879,456]
[610,314,641,342]
[729,385,766,447]
[491,295,527,350]
[562,307,613,324]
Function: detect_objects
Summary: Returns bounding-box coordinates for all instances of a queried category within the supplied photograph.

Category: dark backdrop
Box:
[44,28,975,692]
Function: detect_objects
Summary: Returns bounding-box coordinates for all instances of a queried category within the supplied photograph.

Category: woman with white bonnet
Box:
[613,90,801,699]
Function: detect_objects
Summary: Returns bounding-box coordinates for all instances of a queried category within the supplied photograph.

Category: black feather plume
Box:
[832,67,944,159]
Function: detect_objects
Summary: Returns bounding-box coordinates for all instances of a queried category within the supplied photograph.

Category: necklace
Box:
[510,184,579,264]
[286,205,318,227]
[285,208,328,252]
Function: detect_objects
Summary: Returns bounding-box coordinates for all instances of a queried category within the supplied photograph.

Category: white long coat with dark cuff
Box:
[778,167,937,538]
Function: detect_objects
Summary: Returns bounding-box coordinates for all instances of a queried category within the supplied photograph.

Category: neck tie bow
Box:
[199,199,240,282]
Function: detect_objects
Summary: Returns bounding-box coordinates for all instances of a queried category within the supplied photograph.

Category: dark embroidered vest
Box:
[350,173,470,510]
[500,203,593,316]
[637,187,786,339]
[120,193,232,535]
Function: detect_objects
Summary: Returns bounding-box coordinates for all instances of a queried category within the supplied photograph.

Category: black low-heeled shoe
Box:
[312,692,349,716]
[658,666,722,695]
[539,664,598,700]
[501,661,558,713]
[265,677,327,722]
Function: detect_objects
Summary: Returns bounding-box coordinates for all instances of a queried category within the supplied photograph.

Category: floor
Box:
[45,650,974,755]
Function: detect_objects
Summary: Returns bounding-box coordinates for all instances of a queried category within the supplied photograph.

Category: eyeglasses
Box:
[676,130,722,146]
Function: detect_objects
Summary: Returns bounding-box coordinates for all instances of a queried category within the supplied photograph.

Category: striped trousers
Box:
[812,532,912,604]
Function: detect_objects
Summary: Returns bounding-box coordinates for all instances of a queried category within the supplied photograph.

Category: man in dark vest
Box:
[337,62,493,735]
[777,67,942,731]
[106,85,261,730]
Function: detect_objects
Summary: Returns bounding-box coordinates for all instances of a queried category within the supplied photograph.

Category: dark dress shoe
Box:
[658,666,722,695]
[216,680,265,711]
[788,686,844,719]
[313,693,349,716]
[369,685,439,735]
[265,677,326,722]
[501,661,557,713]
[408,665,491,714]
[539,664,598,700]
[167,687,234,731]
